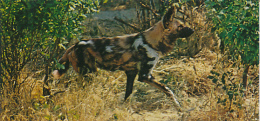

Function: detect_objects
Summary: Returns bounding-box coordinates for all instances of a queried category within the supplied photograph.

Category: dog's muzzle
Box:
[179,27,194,38]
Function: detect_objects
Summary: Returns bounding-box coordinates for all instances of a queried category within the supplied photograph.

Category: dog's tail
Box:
[52,44,78,79]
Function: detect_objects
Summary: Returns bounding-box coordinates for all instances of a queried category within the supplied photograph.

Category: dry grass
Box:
[1,48,258,120]
[0,4,259,121]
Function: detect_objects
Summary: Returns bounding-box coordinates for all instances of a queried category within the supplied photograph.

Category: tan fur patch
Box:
[87,48,103,62]
[103,54,115,60]
[143,21,164,49]
[117,34,138,49]
[68,51,79,72]
[121,62,137,70]
[59,45,76,63]
[118,52,132,64]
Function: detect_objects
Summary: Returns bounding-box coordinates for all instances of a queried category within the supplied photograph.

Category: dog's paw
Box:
[138,73,155,82]
[52,70,61,79]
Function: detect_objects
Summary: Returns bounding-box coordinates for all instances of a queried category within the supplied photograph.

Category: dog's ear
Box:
[162,6,176,29]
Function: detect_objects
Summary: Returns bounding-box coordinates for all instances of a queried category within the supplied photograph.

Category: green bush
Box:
[205,0,258,89]
[0,0,99,92]
[206,0,259,66]
[208,70,245,111]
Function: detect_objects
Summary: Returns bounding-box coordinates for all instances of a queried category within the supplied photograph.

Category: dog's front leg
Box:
[124,70,138,100]
[138,59,182,112]
[140,78,182,112]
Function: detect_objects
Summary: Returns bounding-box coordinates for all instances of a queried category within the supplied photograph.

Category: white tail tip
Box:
[52,70,61,79]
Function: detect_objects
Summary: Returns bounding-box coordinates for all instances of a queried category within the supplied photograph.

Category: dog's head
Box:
[162,6,194,38]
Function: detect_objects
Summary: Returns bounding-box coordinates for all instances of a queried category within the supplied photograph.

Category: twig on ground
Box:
[114,17,141,31]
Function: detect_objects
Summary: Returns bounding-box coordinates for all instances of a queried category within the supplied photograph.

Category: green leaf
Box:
[103,0,109,3]
[228,91,234,100]
[234,92,239,96]
[43,103,49,109]
[219,29,227,39]
[221,73,226,84]
[58,43,67,50]
[240,25,247,30]
[211,26,217,32]
[210,70,220,76]
[113,114,118,119]
[212,78,218,83]
[207,76,215,79]
[44,115,51,120]
[53,105,61,111]
[57,63,65,70]
[228,91,233,95]
[34,103,40,110]
[222,85,227,90]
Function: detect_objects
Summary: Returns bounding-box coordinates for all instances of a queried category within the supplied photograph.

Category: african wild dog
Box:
[53,6,194,111]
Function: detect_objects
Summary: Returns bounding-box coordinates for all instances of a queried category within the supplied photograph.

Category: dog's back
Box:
[53,33,141,78]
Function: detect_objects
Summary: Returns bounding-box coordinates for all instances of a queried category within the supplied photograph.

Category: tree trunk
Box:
[0,11,2,89]
[242,64,250,93]
[0,41,2,89]
[43,38,61,96]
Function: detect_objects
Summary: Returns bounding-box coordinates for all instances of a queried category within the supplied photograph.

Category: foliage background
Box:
[0,0,99,93]
[206,0,258,66]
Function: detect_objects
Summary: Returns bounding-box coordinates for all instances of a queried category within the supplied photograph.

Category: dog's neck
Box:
[142,20,177,54]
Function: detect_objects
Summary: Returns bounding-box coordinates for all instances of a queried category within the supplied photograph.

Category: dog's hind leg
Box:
[124,70,138,100]
[53,45,77,79]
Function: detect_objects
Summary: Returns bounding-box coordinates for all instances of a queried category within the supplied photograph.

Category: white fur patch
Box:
[132,36,143,50]
[132,36,159,63]
[143,44,159,59]
[105,46,114,53]
[78,40,94,45]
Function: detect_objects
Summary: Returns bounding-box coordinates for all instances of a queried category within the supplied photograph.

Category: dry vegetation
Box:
[0,1,259,121]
